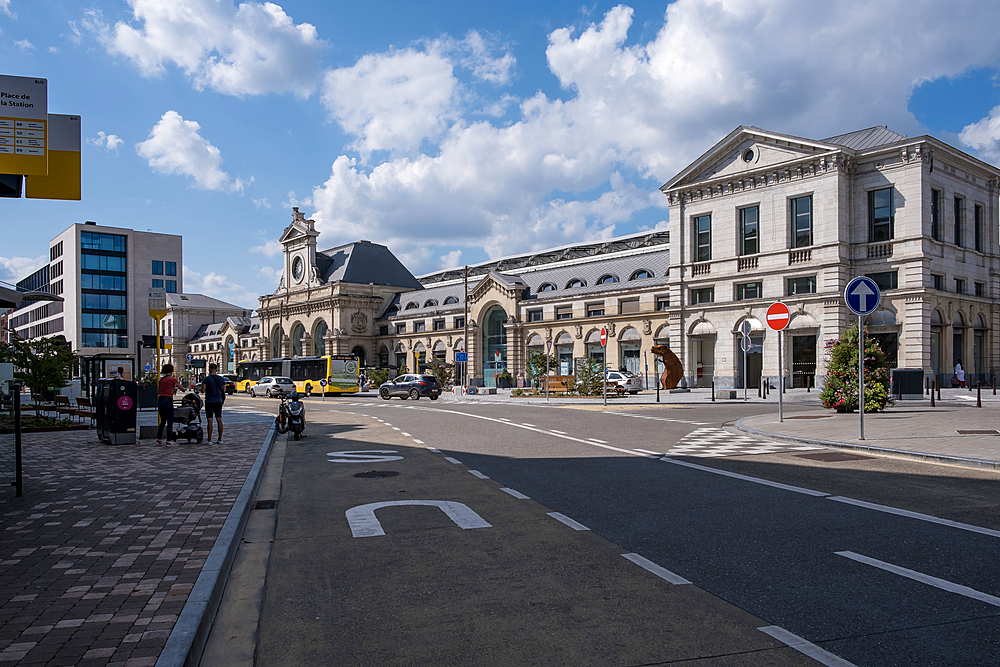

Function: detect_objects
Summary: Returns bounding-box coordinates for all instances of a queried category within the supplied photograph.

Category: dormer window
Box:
[539,283,556,292]
[597,275,618,285]
[566,279,586,289]
[444,296,459,304]
[629,269,653,280]
[405,302,418,310]
[423,299,438,307]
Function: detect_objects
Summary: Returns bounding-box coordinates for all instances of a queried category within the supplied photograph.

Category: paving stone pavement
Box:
[0,420,271,667]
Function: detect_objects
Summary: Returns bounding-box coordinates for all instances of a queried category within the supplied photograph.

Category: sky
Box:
[4,0,1000,310]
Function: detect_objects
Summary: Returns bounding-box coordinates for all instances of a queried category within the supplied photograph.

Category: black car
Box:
[379,374,442,400]
[221,374,238,395]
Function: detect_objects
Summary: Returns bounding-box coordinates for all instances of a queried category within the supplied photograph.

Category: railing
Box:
[737,256,758,271]
[692,262,711,276]
[867,242,893,259]
[788,248,811,264]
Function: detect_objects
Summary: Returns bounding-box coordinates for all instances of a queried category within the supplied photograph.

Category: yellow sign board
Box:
[148,288,167,320]
[25,114,80,200]
[0,75,47,176]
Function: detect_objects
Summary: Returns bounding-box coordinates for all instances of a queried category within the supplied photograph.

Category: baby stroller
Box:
[174,392,205,444]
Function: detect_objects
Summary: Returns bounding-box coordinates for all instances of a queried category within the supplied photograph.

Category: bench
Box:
[541,375,574,393]
[54,395,76,420]
[74,396,96,425]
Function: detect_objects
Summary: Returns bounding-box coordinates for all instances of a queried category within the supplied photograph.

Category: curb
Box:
[734,416,1000,471]
[155,422,279,667]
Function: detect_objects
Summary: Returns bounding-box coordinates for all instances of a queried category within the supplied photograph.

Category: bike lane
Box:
[251,410,829,666]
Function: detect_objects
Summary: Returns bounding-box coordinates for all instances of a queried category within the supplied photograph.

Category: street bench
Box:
[541,375,574,393]
[74,396,96,425]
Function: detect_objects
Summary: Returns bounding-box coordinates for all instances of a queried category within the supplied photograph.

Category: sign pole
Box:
[545,339,551,401]
[844,277,880,442]
[778,330,783,422]
[859,314,865,441]
[601,327,608,407]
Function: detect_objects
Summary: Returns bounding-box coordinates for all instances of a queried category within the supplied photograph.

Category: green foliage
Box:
[820,324,894,413]
[511,388,524,396]
[0,336,73,401]
[525,350,557,386]
[397,359,408,374]
[574,357,605,396]
[427,358,455,387]
[367,368,390,387]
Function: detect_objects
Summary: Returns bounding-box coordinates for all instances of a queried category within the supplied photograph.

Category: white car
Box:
[250,376,296,398]
[605,370,643,395]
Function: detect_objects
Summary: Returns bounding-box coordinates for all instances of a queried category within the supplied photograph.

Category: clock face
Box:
[292,256,304,282]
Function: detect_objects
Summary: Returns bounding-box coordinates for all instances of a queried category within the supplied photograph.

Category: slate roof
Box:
[166,293,250,312]
[316,240,423,290]
[823,126,908,151]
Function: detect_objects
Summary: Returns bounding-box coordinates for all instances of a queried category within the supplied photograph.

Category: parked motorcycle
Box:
[275,392,306,439]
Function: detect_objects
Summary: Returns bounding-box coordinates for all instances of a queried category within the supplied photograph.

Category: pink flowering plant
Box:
[819,324,893,413]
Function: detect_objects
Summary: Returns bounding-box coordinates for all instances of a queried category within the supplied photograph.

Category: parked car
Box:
[605,370,643,395]
[379,374,442,400]
[250,376,296,398]
[222,374,237,395]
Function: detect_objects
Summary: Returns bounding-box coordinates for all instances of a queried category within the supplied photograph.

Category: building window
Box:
[527,309,543,322]
[165,280,177,293]
[629,269,653,280]
[694,214,711,262]
[379,325,389,336]
[454,317,465,329]
[152,260,163,275]
[931,274,944,290]
[975,204,984,252]
[736,282,762,300]
[690,287,714,304]
[166,261,177,276]
[50,280,62,296]
[415,321,425,332]
[739,206,759,255]
[787,276,816,295]
[81,232,126,252]
[869,188,894,242]
[424,299,438,307]
[619,298,640,314]
[49,261,63,279]
[955,278,966,295]
[865,271,898,291]
[444,296,459,305]
[152,279,163,288]
[433,319,446,331]
[587,303,605,317]
[597,274,619,285]
[539,283,556,292]
[555,306,573,320]
[931,189,942,241]
[791,195,812,248]
[656,296,669,311]
[49,241,63,261]
[405,302,418,310]
[396,323,406,334]
[954,196,964,247]
[975,282,986,297]
[566,278,586,289]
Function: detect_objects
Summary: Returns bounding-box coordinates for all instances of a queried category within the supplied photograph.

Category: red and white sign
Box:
[766,302,790,331]
[600,326,608,347]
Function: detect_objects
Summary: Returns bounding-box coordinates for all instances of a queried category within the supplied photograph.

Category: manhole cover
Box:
[354,470,400,478]
[253,500,277,510]
[796,452,872,462]
[957,430,1000,435]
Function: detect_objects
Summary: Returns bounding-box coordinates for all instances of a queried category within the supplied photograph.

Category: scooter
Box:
[275,392,306,439]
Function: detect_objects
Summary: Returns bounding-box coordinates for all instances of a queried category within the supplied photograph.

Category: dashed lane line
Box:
[757,626,858,667]
[468,470,490,479]
[547,512,590,531]
[621,553,690,585]
[501,487,529,499]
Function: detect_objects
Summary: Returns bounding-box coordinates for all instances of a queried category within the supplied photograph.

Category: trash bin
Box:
[96,378,137,444]
[890,369,924,400]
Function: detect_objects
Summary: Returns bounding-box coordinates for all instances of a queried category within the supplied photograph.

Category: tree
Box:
[367,368,390,388]
[427,358,455,387]
[0,336,74,414]
[525,350,557,388]
[820,324,893,413]
[574,356,605,396]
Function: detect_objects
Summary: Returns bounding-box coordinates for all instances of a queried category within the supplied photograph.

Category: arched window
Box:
[405,302,418,310]
[386,305,399,315]
[291,323,305,357]
[566,278,586,289]
[444,296,459,305]
[539,283,556,292]
[424,299,438,307]
[597,274,619,285]
[629,269,653,280]
[314,321,328,356]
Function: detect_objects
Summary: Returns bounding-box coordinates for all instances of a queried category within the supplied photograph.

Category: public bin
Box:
[97,379,138,444]
[890,368,925,400]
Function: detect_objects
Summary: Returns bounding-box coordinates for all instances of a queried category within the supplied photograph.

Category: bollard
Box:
[931,380,936,407]
[758,382,762,399]
[925,377,929,396]
[977,381,982,408]
[994,376,997,396]
[711,380,715,402]
[807,375,811,393]
[937,378,942,402]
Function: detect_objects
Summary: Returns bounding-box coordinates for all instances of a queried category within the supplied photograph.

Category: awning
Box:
[0,285,64,309]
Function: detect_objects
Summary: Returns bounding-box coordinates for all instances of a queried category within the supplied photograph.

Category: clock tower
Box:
[278,207,320,291]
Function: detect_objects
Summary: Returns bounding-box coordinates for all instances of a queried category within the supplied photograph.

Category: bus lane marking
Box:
[346,500,492,538]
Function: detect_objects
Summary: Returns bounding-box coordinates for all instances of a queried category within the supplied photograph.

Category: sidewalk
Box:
[0,408,273,667]
[737,387,1000,468]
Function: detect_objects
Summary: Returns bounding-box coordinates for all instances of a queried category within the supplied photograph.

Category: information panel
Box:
[0,75,47,176]
[25,114,80,200]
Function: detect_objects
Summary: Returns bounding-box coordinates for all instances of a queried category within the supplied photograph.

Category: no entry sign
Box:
[766,302,790,331]
[600,326,608,347]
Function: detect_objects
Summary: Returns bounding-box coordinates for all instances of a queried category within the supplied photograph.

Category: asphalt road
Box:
[221,394,1000,666]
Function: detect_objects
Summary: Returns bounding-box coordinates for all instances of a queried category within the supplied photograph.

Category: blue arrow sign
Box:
[844,276,881,316]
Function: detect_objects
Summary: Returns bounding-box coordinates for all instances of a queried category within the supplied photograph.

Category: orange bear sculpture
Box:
[651,344,684,390]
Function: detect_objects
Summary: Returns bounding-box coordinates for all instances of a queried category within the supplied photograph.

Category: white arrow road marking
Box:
[327,450,403,463]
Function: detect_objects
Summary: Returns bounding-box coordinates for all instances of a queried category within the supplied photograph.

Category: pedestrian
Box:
[200,362,227,444]
[955,359,966,388]
[156,364,181,446]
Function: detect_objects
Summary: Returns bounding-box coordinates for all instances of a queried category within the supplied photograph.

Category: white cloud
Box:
[1,1,14,19]
[88,0,324,97]
[0,254,47,283]
[252,197,270,209]
[14,38,34,51]
[307,1,1000,273]
[453,30,516,85]
[960,104,1000,164]
[249,239,282,257]
[184,265,259,309]
[136,110,244,191]
[88,131,124,152]
[440,249,462,270]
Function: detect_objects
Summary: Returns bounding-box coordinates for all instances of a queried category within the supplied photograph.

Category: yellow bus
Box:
[236,355,360,396]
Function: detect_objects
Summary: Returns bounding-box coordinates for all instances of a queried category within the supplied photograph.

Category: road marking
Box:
[401,432,410,436]
[498,417,511,421]
[346,500,492,538]
[547,512,589,531]
[607,412,710,426]
[621,553,690,584]
[633,448,662,455]
[520,422,536,427]
[758,626,858,667]
[588,438,608,444]
[412,439,424,444]
[468,470,489,479]
[392,427,400,431]
[660,458,830,497]
[828,497,1000,539]
[327,450,403,463]
[501,487,529,499]
[836,551,1000,608]
[426,446,440,452]
[444,456,463,464]
[550,429,567,434]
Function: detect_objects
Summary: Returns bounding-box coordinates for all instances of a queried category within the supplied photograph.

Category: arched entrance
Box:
[482,305,507,387]
[351,345,367,367]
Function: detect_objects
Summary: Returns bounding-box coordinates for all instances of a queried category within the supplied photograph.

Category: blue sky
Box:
[4,0,1000,310]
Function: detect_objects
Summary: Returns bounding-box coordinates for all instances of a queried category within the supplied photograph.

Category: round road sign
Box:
[766,302,790,331]
[320,379,328,387]
[740,320,753,336]
[845,276,881,316]
[600,326,608,347]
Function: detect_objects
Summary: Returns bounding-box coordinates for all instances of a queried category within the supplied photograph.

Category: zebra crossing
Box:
[662,427,825,458]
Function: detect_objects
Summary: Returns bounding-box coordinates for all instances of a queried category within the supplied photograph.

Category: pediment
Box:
[279,220,317,245]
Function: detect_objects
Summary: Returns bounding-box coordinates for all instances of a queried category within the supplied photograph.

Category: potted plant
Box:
[494,368,514,389]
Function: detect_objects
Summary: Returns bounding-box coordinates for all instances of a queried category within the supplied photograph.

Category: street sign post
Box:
[845,277,881,440]
[320,378,328,401]
[545,340,552,401]
[601,326,608,406]
[148,288,167,374]
[740,320,752,400]
[767,302,790,422]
